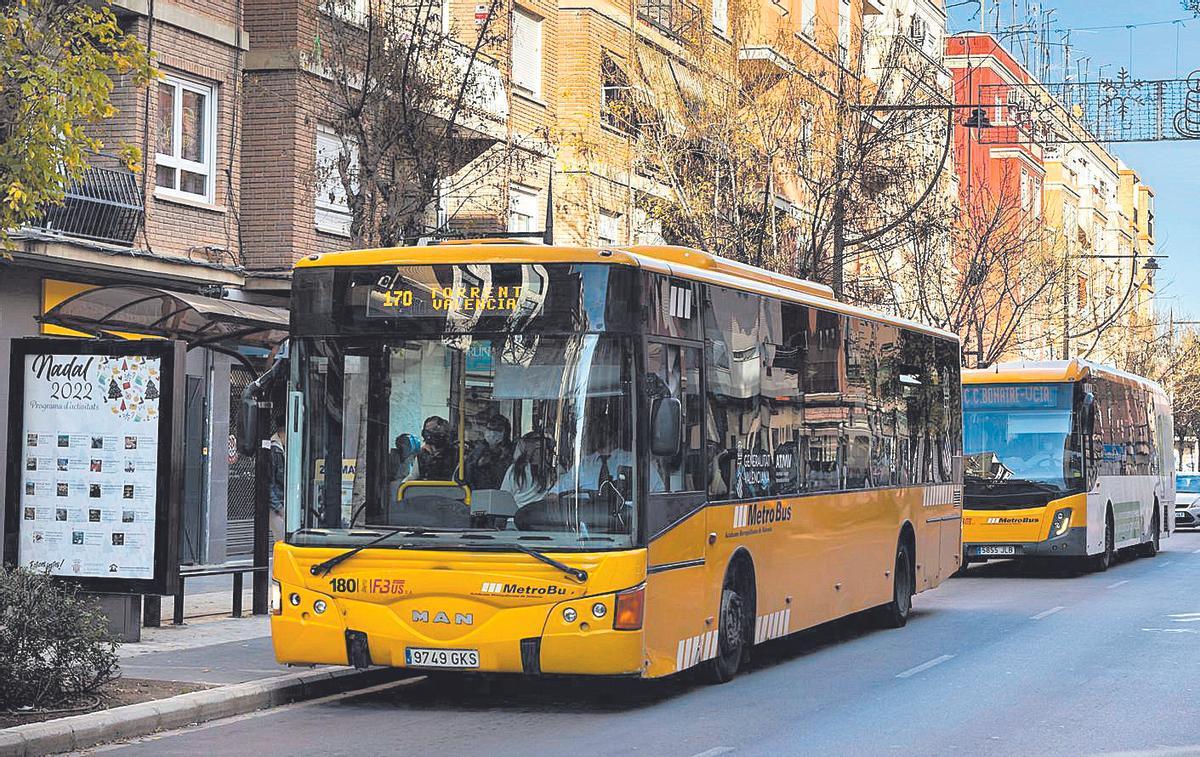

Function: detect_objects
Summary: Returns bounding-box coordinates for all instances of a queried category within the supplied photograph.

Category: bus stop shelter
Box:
[39,285,289,622]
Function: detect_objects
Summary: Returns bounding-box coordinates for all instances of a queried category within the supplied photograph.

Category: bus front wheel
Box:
[875,540,914,629]
[706,569,753,684]
[1089,509,1116,572]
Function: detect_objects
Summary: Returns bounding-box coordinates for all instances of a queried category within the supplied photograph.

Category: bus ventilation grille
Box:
[520,638,541,674]
[345,630,372,669]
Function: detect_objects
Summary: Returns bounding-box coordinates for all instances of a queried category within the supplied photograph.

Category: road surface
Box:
[93,531,1200,756]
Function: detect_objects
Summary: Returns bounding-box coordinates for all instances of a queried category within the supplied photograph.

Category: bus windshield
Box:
[289,331,637,550]
[962,382,1083,491]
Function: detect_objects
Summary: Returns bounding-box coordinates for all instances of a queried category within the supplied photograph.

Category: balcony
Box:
[638,0,702,46]
[30,153,143,246]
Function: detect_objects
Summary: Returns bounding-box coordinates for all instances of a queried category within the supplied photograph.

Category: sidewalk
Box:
[0,590,409,756]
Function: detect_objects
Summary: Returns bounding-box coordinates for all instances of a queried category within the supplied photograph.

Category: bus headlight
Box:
[1050,508,1072,538]
[269,579,282,616]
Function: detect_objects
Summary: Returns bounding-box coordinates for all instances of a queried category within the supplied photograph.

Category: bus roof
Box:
[295,241,959,341]
[963,359,1167,396]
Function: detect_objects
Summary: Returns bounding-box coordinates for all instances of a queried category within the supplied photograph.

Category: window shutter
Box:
[511,9,542,97]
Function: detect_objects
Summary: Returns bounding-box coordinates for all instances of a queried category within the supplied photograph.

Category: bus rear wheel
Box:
[706,573,752,684]
[1137,507,1160,558]
[875,541,914,629]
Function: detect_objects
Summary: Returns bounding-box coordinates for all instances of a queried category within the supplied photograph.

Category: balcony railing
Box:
[637,0,702,45]
[31,153,143,246]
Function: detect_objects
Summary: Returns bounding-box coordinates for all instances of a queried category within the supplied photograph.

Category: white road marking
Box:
[1030,606,1065,620]
[1168,613,1200,623]
[1142,627,1200,634]
[1106,580,1129,589]
[896,654,954,679]
[1158,561,1173,567]
[1192,547,1200,554]
[1097,746,1200,757]
[689,748,735,757]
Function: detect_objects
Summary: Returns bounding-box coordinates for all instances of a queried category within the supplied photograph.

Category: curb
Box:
[0,666,409,757]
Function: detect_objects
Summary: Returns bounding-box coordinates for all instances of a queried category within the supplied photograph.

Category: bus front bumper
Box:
[271,607,645,676]
[964,526,1088,560]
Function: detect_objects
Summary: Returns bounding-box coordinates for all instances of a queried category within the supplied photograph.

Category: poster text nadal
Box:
[18,353,162,580]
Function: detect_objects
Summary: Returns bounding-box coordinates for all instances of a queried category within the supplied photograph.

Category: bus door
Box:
[642,340,710,671]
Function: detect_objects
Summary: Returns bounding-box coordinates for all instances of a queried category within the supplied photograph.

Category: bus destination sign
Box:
[365,268,528,319]
[962,383,1065,410]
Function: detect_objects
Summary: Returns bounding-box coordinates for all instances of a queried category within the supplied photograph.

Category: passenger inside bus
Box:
[387,433,420,502]
[465,414,513,490]
[413,415,457,481]
[501,432,557,507]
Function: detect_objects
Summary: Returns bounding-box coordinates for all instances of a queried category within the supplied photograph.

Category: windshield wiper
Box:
[457,534,588,583]
[308,528,431,577]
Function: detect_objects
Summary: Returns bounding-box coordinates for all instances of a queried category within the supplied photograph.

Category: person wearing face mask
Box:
[465,414,513,490]
[415,415,457,481]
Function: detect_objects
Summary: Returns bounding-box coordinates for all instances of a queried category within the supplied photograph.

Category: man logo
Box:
[411,610,474,625]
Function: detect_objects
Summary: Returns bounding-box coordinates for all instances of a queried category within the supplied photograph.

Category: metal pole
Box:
[252,401,272,615]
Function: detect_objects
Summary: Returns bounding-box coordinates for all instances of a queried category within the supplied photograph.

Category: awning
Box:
[39,285,289,350]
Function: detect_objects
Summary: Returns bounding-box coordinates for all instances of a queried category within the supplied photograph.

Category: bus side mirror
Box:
[650,397,682,458]
[1083,392,1096,436]
[239,395,259,456]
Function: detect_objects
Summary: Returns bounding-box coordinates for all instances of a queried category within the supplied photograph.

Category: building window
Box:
[314,125,359,237]
[328,0,370,23]
[511,8,543,99]
[155,75,216,202]
[1020,168,1030,212]
[712,0,728,36]
[634,207,665,245]
[837,0,851,64]
[909,15,927,46]
[800,0,815,37]
[509,183,539,233]
[601,54,637,133]
[1077,275,1088,309]
[598,209,622,246]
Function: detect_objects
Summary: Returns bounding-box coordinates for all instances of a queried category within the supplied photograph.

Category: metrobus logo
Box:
[986,517,1039,524]
[479,582,567,596]
[733,502,793,528]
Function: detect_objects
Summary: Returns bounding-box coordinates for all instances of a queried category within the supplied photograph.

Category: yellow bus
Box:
[270,242,964,681]
[962,360,1175,570]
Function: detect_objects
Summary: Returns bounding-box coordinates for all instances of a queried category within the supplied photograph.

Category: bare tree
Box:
[1114,318,1200,468]
[309,0,532,245]
[627,9,956,295]
[906,169,1065,366]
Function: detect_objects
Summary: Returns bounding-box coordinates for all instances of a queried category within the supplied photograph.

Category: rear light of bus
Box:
[613,584,645,631]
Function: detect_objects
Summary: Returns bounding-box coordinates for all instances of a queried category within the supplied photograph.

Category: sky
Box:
[946,0,1200,320]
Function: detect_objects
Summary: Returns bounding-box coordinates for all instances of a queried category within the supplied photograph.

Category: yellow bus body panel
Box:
[962,492,1087,549]
[638,486,961,678]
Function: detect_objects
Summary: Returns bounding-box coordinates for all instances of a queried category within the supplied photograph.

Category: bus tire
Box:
[875,539,914,629]
[1090,507,1116,572]
[705,562,753,684]
[1137,505,1160,558]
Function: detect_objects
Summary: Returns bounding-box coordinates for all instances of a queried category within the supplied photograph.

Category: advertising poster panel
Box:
[4,339,183,594]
